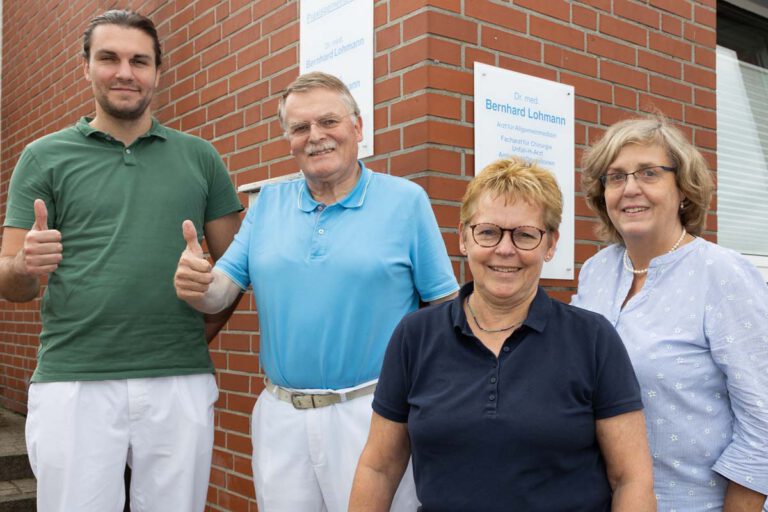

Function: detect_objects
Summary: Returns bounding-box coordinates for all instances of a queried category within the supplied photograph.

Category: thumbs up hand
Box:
[174,220,213,301]
[20,199,63,276]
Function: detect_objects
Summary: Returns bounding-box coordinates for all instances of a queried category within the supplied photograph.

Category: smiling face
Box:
[460,193,558,309]
[83,24,159,122]
[604,143,685,248]
[283,87,362,189]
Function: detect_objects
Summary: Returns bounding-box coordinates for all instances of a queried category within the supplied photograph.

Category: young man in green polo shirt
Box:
[0,10,242,511]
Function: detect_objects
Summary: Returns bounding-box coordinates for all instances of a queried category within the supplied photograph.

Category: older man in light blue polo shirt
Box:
[174,71,458,512]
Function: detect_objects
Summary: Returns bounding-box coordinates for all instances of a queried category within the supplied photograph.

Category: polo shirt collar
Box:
[75,117,168,141]
[451,281,551,337]
[298,161,372,212]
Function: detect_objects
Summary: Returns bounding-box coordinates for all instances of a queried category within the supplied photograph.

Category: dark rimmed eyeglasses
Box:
[469,223,546,250]
[599,165,676,188]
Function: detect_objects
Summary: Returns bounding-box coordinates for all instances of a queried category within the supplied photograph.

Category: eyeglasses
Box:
[600,165,676,188]
[469,223,546,250]
[285,114,353,139]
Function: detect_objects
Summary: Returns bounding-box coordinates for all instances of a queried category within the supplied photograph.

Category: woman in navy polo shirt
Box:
[349,158,655,512]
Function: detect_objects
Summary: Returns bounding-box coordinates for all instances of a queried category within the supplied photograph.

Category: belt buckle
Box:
[290,393,315,409]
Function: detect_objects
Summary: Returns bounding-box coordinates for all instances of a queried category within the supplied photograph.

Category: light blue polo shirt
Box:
[216,162,458,389]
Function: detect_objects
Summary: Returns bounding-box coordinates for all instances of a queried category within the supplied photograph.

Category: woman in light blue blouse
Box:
[572,116,768,511]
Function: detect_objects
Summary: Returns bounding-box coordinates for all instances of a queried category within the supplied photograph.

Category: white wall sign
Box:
[474,62,575,280]
[300,0,374,158]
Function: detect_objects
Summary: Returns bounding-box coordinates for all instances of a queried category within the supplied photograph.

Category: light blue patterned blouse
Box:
[572,237,768,511]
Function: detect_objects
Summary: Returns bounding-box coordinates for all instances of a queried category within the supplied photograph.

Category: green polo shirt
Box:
[4,117,243,382]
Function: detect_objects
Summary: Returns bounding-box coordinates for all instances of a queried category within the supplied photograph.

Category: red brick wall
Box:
[0,1,717,510]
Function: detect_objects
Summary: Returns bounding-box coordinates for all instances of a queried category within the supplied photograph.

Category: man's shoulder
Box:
[369,169,424,194]
[24,124,82,153]
[155,123,216,150]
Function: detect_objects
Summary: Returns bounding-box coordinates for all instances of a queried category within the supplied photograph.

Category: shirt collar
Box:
[451,281,551,337]
[75,117,168,141]
[298,161,372,212]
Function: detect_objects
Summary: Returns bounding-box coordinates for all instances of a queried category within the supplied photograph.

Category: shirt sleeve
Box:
[214,195,258,291]
[202,142,243,222]
[4,145,55,229]
[707,257,768,495]
[591,315,644,419]
[372,319,411,423]
[409,189,459,302]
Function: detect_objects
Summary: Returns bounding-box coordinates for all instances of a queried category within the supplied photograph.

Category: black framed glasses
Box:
[599,165,676,188]
[469,223,546,250]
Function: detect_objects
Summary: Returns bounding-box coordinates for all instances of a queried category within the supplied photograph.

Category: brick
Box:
[262,47,296,77]
[695,128,716,150]
[222,7,252,37]
[374,77,401,102]
[694,88,715,110]
[262,2,297,34]
[614,86,638,110]
[464,47,495,67]
[683,64,715,89]
[270,22,299,52]
[661,13,683,36]
[649,75,691,102]
[531,16,585,51]
[694,5,716,29]
[391,92,461,124]
[219,372,250,393]
[560,73,613,103]
[375,129,401,153]
[428,38,462,66]
[599,15,647,46]
[649,0,692,19]
[600,61,647,91]
[684,105,715,129]
[391,38,428,71]
[376,24,401,51]
[390,0,461,19]
[649,32,692,60]
[515,0,570,22]
[638,50,682,79]
[638,93,683,120]
[695,47,715,69]
[572,4,598,30]
[587,34,636,66]
[404,10,478,44]
[498,58,558,82]
[481,26,541,61]
[615,0,659,28]
[466,0,526,32]
[575,99,598,123]
[683,22,716,47]
[600,104,635,126]
[544,46,597,76]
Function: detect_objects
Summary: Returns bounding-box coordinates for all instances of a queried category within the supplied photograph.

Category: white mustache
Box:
[304,142,337,155]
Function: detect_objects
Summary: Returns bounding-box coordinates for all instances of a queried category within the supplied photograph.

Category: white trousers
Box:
[25,374,218,512]
[251,382,419,512]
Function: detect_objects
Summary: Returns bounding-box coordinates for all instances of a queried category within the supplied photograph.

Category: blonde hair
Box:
[277,71,360,130]
[581,115,714,243]
[460,158,563,233]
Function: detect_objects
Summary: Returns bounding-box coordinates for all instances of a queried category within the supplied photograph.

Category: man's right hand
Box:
[18,199,63,277]
[174,220,214,302]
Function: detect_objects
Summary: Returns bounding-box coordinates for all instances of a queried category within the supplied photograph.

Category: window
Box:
[717,1,768,279]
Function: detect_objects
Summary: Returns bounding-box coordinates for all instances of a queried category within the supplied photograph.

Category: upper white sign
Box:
[300,0,374,158]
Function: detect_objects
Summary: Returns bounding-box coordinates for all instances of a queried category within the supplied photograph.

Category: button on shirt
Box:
[374,282,642,511]
[573,238,768,510]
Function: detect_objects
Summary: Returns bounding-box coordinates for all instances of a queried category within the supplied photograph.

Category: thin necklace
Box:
[623,227,687,275]
[466,293,521,333]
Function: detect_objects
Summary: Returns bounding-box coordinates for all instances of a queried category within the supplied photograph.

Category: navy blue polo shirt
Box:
[374,282,643,512]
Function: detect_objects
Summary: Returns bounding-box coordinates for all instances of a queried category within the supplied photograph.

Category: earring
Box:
[680,201,685,210]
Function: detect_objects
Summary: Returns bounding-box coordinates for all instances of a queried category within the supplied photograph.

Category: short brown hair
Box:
[460,158,563,233]
[83,10,161,67]
[581,115,714,243]
[277,72,360,131]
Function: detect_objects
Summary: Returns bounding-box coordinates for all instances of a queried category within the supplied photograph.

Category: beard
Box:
[95,90,152,120]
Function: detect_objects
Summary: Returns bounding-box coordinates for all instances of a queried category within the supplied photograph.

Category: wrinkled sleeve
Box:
[4,146,55,229]
[372,320,411,423]
[708,258,768,496]
[214,194,259,291]
[409,189,458,302]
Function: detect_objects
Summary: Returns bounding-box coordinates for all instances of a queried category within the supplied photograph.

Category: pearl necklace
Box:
[466,293,522,333]
[623,228,687,275]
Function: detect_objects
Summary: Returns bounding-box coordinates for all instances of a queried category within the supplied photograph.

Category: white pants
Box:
[252,382,419,512]
[25,374,218,512]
